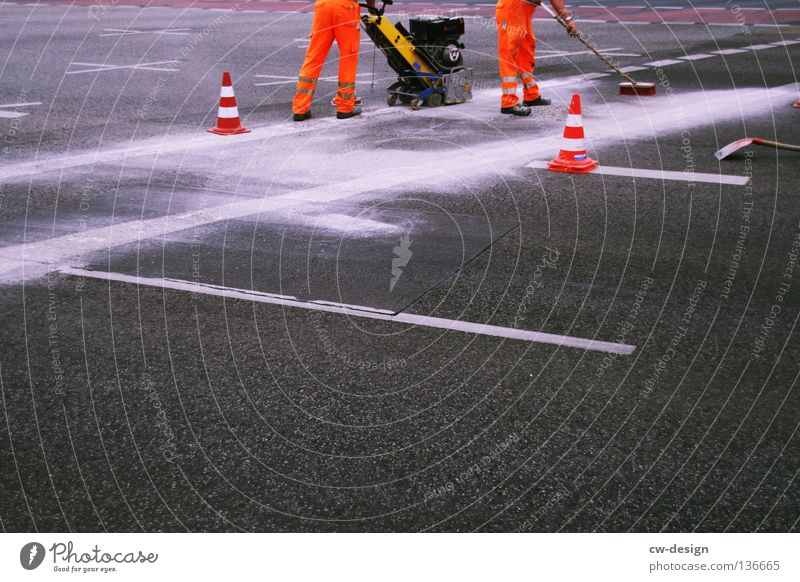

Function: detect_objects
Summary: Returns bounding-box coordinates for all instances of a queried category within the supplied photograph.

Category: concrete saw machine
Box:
[360,0,473,109]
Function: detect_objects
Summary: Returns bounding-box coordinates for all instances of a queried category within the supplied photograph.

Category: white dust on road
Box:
[0,83,794,283]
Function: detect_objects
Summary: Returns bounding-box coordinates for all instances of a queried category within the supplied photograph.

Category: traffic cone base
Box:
[547,93,598,174]
[208,125,250,136]
[209,71,250,135]
[547,155,599,174]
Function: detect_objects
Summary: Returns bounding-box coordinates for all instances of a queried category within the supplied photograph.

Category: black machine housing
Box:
[408,16,466,71]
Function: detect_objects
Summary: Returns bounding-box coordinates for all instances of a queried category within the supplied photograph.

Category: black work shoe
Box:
[293,111,312,122]
[523,96,551,107]
[336,110,362,120]
[500,104,532,116]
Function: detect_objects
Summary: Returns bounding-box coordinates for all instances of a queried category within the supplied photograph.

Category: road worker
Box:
[496,0,579,116]
[293,0,375,121]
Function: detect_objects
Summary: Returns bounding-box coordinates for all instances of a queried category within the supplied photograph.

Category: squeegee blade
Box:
[714,138,755,160]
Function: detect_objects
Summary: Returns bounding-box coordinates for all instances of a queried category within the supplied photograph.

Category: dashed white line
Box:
[643,59,683,67]
[679,54,715,61]
[711,48,748,55]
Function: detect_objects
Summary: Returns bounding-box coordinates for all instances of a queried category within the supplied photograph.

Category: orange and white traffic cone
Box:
[547,94,598,174]
[208,71,250,135]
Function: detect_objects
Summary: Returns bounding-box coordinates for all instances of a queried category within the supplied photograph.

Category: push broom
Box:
[539,3,657,96]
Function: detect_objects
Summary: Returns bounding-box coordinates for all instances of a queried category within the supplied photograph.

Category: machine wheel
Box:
[399,94,413,104]
[425,92,444,108]
[410,98,424,110]
[387,94,398,107]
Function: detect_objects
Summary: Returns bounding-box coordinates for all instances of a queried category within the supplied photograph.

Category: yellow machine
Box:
[360,1,473,108]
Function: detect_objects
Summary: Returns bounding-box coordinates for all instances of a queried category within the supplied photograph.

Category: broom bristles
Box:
[619,82,657,96]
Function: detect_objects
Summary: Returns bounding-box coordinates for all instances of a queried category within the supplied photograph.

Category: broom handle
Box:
[754,138,800,152]
[538,3,638,85]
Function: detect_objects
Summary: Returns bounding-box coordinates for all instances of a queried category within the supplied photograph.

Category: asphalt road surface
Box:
[0,0,799,533]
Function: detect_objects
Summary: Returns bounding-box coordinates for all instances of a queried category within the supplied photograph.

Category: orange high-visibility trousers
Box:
[293,0,361,115]
[496,0,540,108]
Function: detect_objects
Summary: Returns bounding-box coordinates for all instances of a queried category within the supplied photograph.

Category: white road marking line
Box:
[772,39,800,46]
[538,49,641,60]
[526,161,750,186]
[644,59,683,67]
[297,39,373,48]
[59,268,635,355]
[746,44,780,50]
[98,28,192,37]
[0,101,41,119]
[679,53,714,61]
[254,80,305,87]
[254,80,377,87]
[0,101,42,109]
[66,61,180,75]
[616,65,649,73]
[537,50,601,60]
[254,72,374,87]
[711,48,748,55]
[254,74,297,79]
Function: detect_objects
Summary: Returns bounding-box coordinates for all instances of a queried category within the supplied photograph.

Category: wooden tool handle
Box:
[754,138,800,152]
[539,3,638,85]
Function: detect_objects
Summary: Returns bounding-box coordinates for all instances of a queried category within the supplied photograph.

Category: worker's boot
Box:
[337,110,362,120]
[293,111,312,122]
[523,96,551,107]
[501,104,532,117]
